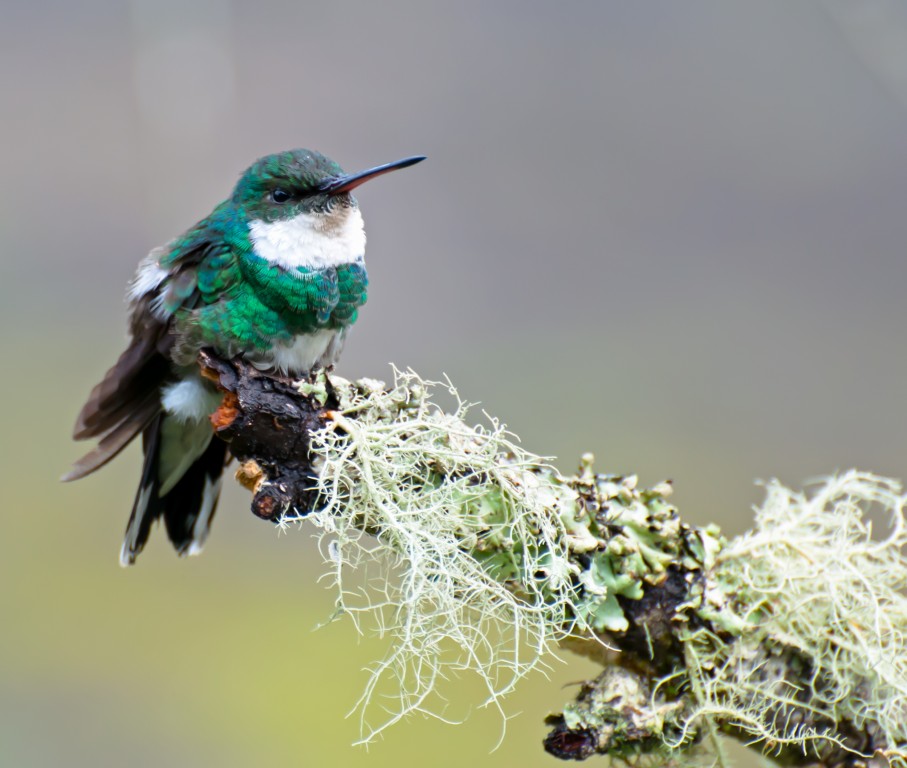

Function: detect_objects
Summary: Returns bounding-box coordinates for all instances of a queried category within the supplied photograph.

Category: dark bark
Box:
[199,350,335,521]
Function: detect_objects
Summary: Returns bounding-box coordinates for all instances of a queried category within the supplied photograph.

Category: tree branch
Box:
[199,352,906,766]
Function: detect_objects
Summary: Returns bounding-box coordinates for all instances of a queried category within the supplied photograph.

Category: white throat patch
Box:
[248,207,366,270]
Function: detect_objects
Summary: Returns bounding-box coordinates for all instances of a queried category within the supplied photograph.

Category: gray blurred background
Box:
[3,1,907,765]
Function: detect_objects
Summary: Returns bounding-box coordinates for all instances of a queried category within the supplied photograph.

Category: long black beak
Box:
[320,155,426,196]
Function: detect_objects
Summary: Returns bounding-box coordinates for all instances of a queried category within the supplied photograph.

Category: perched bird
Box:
[64,149,425,565]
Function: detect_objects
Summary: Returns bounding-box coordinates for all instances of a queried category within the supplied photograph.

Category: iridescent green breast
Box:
[174,247,367,358]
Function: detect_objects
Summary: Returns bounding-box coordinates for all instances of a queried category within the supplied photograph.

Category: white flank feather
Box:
[128,248,169,300]
[249,327,345,374]
[161,377,222,423]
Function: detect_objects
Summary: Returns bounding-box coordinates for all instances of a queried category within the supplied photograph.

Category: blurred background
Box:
[3,1,907,765]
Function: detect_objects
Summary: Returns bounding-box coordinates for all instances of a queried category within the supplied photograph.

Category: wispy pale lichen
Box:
[685,471,907,764]
[284,369,585,742]
[273,369,717,745]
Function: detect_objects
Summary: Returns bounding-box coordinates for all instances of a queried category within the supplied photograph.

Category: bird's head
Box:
[232,148,425,225]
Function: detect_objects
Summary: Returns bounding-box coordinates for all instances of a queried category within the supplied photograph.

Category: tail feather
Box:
[121,414,166,566]
[120,414,228,566]
[164,437,229,556]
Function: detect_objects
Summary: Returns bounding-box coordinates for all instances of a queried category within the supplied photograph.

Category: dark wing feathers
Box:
[65,229,212,483]
[61,389,161,482]
[67,215,232,564]
[72,332,171,440]
[64,299,172,483]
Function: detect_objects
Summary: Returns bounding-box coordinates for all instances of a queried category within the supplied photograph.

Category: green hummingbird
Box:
[64,149,425,565]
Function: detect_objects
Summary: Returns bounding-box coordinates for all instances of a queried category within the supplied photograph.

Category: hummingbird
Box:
[63,149,425,566]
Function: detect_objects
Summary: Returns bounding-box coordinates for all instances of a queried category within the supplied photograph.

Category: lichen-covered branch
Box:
[199,352,907,765]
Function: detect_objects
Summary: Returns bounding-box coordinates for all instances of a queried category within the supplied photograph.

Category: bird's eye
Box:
[270,189,291,203]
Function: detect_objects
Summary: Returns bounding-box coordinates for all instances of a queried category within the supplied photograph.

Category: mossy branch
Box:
[200,352,907,766]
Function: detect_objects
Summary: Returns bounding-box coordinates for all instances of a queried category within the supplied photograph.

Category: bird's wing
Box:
[63,212,224,482]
